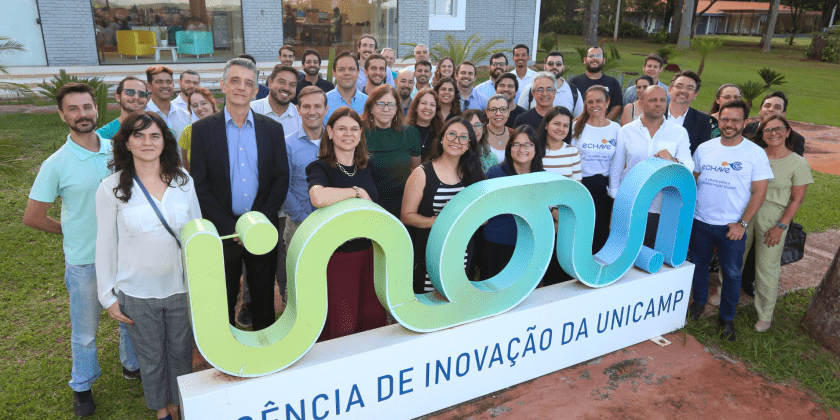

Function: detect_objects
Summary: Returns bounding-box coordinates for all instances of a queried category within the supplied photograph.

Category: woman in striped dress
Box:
[401,117,486,293]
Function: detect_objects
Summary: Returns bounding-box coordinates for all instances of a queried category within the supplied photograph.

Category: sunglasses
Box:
[122,89,150,98]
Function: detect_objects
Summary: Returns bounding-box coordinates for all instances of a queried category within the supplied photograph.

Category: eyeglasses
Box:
[535,87,555,94]
[762,126,787,134]
[374,101,397,110]
[487,106,509,114]
[122,89,150,98]
[719,118,743,124]
[490,62,507,67]
[587,54,604,59]
[511,142,534,150]
[445,131,470,144]
[545,61,563,67]
[672,84,696,92]
[473,123,485,130]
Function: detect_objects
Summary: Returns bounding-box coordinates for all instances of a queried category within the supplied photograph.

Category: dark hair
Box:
[320,107,369,169]
[503,125,543,174]
[356,34,378,59]
[456,60,477,75]
[297,86,327,107]
[752,115,793,151]
[333,51,359,71]
[426,117,487,187]
[364,53,387,71]
[586,45,603,56]
[415,60,432,71]
[238,53,257,64]
[490,52,508,65]
[109,111,188,203]
[302,49,321,64]
[636,75,654,87]
[513,43,530,56]
[145,65,173,83]
[761,91,788,112]
[719,99,750,120]
[434,57,456,81]
[710,83,741,114]
[268,64,299,82]
[361,84,404,132]
[433,77,462,117]
[538,106,574,147]
[406,88,443,143]
[669,70,701,91]
[545,51,564,63]
[179,70,199,81]
[279,45,295,57]
[573,85,610,140]
[461,108,491,157]
[116,76,144,95]
[187,86,217,116]
[644,53,664,68]
[56,82,96,111]
[494,73,519,93]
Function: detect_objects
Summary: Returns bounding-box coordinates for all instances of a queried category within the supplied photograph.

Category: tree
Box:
[400,34,506,65]
[762,0,782,52]
[677,0,696,48]
[691,37,723,75]
[801,245,840,355]
[583,0,601,45]
[0,36,34,99]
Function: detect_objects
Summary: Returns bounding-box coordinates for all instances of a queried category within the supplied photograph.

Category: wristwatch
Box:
[738,219,749,228]
[777,222,788,230]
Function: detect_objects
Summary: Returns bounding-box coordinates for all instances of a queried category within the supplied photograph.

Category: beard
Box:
[304,66,319,76]
[68,117,96,134]
[586,62,603,73]
[271,89,292,106]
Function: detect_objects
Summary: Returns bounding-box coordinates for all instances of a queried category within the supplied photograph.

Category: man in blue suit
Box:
[666,70,711,155]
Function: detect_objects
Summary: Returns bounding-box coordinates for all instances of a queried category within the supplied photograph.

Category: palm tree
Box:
[401,34,506,64]
[0,36,35,98]
[691,37,723,76]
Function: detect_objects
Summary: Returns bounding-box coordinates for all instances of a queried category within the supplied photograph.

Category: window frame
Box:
[429,0,466,31]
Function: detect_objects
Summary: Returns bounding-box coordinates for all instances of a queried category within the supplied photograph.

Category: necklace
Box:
[488,126,507,145]
[338,162,357,177]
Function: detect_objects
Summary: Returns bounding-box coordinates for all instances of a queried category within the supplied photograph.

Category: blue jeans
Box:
[688,220,746,321]
[64,263,139,392]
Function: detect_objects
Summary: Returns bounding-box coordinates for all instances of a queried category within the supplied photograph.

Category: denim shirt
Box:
[225,108,259,215]
[284,128,320,224]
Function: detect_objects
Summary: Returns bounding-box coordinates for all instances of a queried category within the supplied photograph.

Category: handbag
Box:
[133,174,181,248]
[780,221,806,266]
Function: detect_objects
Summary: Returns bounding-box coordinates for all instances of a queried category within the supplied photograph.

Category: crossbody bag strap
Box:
[133,174,181,248]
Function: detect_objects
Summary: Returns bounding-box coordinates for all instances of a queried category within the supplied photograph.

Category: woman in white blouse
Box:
[95,111,201,420]
[609,85,694,248]
[570,85,621,253]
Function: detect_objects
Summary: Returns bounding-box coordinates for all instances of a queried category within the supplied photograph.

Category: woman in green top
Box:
[461,108,498,172]
[361,84,421,217]
[745,115,813,333]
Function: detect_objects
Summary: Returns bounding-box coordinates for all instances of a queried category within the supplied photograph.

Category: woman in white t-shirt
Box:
[570,85,620,253]
[537,106,581,181]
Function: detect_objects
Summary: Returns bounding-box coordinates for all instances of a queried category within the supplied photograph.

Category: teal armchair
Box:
[176,31,214,58]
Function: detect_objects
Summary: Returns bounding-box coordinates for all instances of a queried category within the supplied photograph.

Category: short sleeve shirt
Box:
[29,134,113,265]
[693,137,774,225]
[96,118,121,140]
[571,121,620,178]
[765,152,813,208]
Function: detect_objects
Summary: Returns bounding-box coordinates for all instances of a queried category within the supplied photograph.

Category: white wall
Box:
[0,0,48,66]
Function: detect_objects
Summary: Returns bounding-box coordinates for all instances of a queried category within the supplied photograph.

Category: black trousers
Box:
[581,175,612,253]
[223,237,278,331]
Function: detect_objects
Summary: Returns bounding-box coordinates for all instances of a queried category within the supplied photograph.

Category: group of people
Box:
[23,34,813,419]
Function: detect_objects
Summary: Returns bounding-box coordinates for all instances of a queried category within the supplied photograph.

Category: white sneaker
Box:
[709,293,721,307]
[755,320,772,332]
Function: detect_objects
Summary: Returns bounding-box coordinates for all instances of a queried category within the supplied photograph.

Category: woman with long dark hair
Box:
[434,57,456,82]
[95,111,200,420]
[744,115,812,332]
[461,108,499,171]
[537,106,581,181]
[402,117,486,292]
[434,77,461,121]
[178,86,217,170]
[709,83,742,139]
[405,88,443,161]
[306,106,386,340]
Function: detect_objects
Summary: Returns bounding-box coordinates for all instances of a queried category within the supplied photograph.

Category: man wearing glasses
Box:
[516,51,583,117]
[513,72,558,130]
[475,53,509,100]
[688,99,772,342]
[742,92,805,156]
[494,73,526,129]
[456,60,487,111]
[569,46,623,120]
[96,76,149,139]
[666,70,711,155]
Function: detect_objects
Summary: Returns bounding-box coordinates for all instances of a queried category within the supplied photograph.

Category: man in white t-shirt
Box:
[687,100,773,342]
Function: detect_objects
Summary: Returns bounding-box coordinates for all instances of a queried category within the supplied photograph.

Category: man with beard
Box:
[687,99,772,342]
[569,46,623,120]
[144,65,191,140]
[475,52,508,100]
[355,34,394,91]
[395,69,415,115]
[293,49,334,105]
[742,92,804,156]
[251,65,301,144]
[456,60,487,111]
[513,72,557,130]
[362,53,388,96]
[495,73,526,129]
[511,44,537,104]
[24,83,139,417]
[403,44,437,76]
[171,70,200,114]
[665,70,711,155]
[622,53,669,105]
[97,76,149,139]
[326,51,368,123]
[517,51,583,117]
[410,60,433,97]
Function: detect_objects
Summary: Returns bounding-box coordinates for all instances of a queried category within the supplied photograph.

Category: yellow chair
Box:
[117,30,157,59]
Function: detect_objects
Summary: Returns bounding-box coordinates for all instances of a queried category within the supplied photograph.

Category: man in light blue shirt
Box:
[622,53,670,105]
[475,52,509,100]
[355,34,395,91]
[325,51,369,124]
[456,60,488,111]
[23,83,139,417]
[97,76,149,139]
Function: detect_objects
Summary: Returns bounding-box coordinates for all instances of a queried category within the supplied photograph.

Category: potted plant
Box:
[157,26,169,47]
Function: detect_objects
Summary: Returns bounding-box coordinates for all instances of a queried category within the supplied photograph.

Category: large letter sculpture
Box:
[182,158,696,377]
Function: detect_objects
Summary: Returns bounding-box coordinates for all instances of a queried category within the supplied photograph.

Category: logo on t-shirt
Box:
[583,139,614,150]
[728,162,743,171]
[701,160,743,173]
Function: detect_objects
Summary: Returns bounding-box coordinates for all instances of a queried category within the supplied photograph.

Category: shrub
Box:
[650,28,676,44]
[37,69,110,127]
[596,21,648,39]
[544,17,584,35]
[806,33,840,63]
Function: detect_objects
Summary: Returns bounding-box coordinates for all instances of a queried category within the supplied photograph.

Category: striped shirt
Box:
[422,181,466,293]
[543,143,582,181]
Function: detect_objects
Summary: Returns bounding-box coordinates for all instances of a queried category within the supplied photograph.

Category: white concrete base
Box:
[178,264,694,420]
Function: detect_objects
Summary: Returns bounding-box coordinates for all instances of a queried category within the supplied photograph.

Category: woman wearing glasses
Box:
[480,126,545,280]
[177,87,217,171]
[620,76,653,127]
[461,108,499,171]
[362,85,422,218]
[571,86,620,253]
[406,88,443,162]
[709,84,742,139]
[95,112,200,420]
[434,78,462,122]
[402,117,486,293]
[484,94,514,164]
[743,116,812,332]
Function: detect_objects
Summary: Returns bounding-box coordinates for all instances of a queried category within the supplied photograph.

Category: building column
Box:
[241,0,283,62]
[38,0,99,66]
